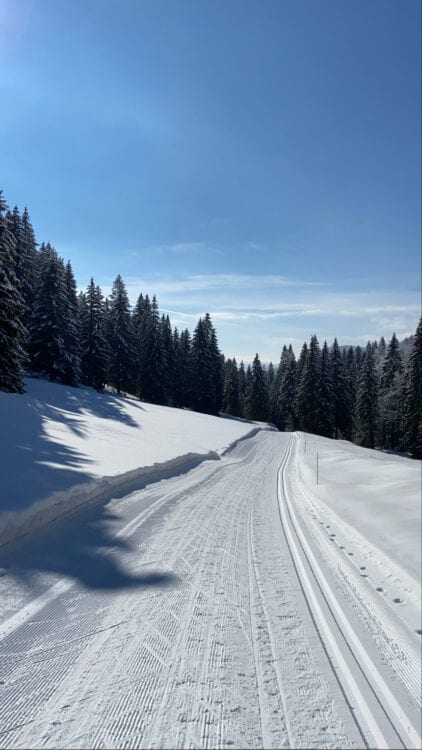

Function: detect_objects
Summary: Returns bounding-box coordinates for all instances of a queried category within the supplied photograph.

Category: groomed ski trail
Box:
[0,432,420,749]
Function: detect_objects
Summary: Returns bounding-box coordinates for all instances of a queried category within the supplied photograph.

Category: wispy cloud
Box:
[90,271,420,359]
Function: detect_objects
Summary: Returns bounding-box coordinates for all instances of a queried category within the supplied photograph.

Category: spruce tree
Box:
[222,357,241,417]
[276,345,297,431]
[161,314,174,405]
[178,328,192,408]
[319,341,334,437]
[0,192,27,392]
[379,333,404,450]
[403,318,422,458]
[330,338,352,439]
[80,279,109,390]
[8,205,38,325]
[107,274,134,394]
[238,360,246,417]
[62,260,81,386]
[354,342,378,448]
[29,244,69,383]
[140,295,166,404]
[190,317,215,414]
[245,353,268,421]
[296,336,321,434]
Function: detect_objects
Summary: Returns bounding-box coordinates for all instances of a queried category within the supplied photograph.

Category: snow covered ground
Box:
[0,378,261,547]
[0,383,420,749]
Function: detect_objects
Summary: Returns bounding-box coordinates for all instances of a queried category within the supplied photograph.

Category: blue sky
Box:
[1,0,420,361]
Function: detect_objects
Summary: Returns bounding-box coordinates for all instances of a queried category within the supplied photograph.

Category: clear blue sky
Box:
[1,0,420,361]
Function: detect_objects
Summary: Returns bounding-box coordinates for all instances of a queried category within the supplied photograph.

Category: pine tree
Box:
[296,336,321,434]
[80,279,109,390]
[330,338,352,439]
[245,353,268,421]
[403,318,422,458]
[354,342,378,448]
[29,244,69,383]
[0,192,27,392]
[107,274,134,394]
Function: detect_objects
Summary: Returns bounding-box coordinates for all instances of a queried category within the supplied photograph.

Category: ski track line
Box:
[292,454,422,704]
[0,451,232,645]
[278,436,421,750]
[247,500,293,749]
[295,472,422,707]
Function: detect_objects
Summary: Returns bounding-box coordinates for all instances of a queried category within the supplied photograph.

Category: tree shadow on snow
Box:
[0,378,144,513]
[0,501,179,593]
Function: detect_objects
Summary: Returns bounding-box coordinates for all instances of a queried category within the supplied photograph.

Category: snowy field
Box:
[0,382,420,749]
[0,378,261,547]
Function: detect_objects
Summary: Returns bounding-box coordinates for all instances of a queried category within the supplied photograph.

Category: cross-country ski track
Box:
[0,431,420,749]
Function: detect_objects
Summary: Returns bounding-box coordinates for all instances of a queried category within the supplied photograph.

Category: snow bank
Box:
[0,379,263,547]
[295,432,421,582]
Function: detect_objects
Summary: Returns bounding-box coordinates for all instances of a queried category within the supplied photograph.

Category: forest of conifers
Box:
[1,189,421,458]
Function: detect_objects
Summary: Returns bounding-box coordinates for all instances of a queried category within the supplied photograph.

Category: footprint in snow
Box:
[360,566,366,570]
[393,598,404,605]
[376,587,384,592]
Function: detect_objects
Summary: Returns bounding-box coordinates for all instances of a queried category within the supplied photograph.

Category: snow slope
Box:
[0,432,419,749]
[296,432,421,582]
[0,378,263,547]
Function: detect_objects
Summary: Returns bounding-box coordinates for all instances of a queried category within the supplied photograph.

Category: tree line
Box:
[0,189,421,458]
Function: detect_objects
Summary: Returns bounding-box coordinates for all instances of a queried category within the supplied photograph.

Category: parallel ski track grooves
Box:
[294,472,422,706]
[277,437,419,750]
[247,501,294,749]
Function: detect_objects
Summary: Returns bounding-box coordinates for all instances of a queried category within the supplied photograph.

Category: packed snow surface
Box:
[0,378,261,545]
[0,382,420,749]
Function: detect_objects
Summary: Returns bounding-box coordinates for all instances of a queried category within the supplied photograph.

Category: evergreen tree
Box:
[62,260,81,386]
[238,360,246,417]
[330,338,352,439]
[379,333,404,450]
[403,318,422,458]
[139,295,166,403]
[178,328,192,407]
[132,292,150,397]
[222,357,241,416]
[354,342,378,448]
[107,274,134,394]
[296,336,321,434]
[345,346,357,433]
[319,341,334,437]
[273,346,289,428]
[0,192,27,392]
[8,205,38,325]
[29,244,69,383]
[203,313,223,414]
[80,279,109,390]
[293,341,308,428]
[276,345,297,431]
[245,353,268,421]
[161,314,174,405]
[190,317,215,414]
